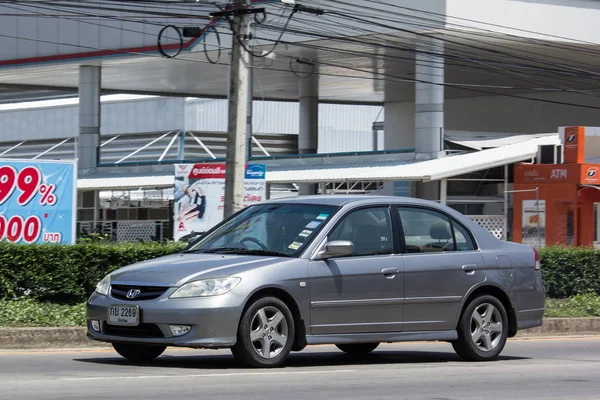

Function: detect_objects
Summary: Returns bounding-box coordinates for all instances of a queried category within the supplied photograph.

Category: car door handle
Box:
[381,268,399,275]
[462,264,478,274]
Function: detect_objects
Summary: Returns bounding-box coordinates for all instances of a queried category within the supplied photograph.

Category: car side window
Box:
[451,220,476,251]
[328,207,393,257]
[397,207,455,253]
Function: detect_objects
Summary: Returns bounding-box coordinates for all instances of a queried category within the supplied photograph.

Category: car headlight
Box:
[170,277,241,299]
[95,274,111,296]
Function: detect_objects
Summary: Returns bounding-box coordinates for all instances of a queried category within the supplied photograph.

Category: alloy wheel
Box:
[250,306,289,359]
[470,303,503,352]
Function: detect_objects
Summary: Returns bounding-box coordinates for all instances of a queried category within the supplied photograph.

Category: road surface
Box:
[1,337,599,400]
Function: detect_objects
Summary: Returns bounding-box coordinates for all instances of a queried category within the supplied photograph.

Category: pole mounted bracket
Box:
[182,27,204,37]
[210,7,266,19]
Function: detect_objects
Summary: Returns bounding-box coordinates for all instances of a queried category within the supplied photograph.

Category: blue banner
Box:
[0,159,76,244]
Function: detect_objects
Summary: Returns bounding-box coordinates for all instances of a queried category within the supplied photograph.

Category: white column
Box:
[440,179,447,206]
[415,37,444,159]
[381,101,415,196]
[298,72,318,155]
[383,101,415,151]
[298,71,318,195]
[78,66,101,174]
[504,165,509,241]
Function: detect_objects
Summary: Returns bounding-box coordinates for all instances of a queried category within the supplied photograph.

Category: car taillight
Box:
[533,247,541,271]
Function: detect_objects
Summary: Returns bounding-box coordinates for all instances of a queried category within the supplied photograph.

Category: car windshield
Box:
[184,203,340,257]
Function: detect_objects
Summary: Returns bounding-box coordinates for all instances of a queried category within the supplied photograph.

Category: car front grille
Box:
[104,323,165,338]
[110,284,169,301]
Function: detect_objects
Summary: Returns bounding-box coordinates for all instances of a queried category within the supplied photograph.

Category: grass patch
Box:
[544,294,600,318]
[0,298,86,327]
[1,294,600,327]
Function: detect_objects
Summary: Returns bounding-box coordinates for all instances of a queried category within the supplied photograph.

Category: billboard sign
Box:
[173,163,266,241]
[0,159,77,244]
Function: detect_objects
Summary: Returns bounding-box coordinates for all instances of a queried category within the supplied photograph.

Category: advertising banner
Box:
[522,199,546,247]
[0,159,76,244]
[173,163,266,241]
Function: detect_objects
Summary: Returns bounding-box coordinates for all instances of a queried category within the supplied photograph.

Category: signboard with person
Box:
[173,163,266,241]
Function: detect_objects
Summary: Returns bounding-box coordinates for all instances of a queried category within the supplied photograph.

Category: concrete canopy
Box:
[1,1,600,105]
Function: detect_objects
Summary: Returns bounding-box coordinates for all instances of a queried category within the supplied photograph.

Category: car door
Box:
[308,206,405,335]
[397,206,485,332]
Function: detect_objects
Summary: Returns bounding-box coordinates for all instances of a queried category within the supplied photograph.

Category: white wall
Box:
[0,95,185,141]
[0,104,77,141]
[185,98,384,153]
[185,99,299,135]
[447,0,600,43]
[102,97,185,135]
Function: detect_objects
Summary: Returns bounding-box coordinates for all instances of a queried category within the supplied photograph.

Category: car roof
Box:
[262,194,441,208]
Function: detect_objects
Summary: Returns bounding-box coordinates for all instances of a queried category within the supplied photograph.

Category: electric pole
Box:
[224,0,251,218]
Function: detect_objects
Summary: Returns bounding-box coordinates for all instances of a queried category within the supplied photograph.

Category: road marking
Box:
[510,336,600,342]
[1,336,599,356]
[62,369,357,381]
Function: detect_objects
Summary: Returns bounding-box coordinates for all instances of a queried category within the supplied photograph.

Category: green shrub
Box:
[539,247,600,298]
[0,241,184,303]
[0,298,86,327]
[0,242,599,303]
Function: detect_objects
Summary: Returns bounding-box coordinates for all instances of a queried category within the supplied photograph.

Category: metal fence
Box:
[467,215,505,239]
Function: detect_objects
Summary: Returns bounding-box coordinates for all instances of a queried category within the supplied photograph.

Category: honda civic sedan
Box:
[86,195,545,367]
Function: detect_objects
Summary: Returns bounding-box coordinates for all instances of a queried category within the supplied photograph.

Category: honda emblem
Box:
[126,289,141,299]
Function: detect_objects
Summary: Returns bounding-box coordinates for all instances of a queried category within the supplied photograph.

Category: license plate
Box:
[107,305,139,326]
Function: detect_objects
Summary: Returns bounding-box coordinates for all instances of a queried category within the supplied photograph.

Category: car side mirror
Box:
[318,240,354,260]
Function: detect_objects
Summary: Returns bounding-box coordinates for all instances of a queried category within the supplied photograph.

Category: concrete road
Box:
[1,337,599,400]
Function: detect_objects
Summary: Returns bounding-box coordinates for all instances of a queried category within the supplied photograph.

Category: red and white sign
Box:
[173,163,266,241]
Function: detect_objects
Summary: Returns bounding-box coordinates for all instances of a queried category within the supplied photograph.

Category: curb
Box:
[0,318,599,350]
[0,327,109,349]
[514,317,600,337]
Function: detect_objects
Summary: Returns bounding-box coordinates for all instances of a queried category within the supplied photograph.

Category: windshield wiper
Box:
[187,247,291,257]
[229,249,292,257]
[183,247,240,254]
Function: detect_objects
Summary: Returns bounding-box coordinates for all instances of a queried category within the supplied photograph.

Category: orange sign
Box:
[515,163,600,185]
[581,165,600,184]
[563,126,585,164]
[514,164,580,184]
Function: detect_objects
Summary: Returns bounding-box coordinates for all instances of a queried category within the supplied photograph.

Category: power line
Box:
[3,0,600,111]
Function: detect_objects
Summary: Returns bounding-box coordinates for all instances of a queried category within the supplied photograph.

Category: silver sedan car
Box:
[87,195,545,367]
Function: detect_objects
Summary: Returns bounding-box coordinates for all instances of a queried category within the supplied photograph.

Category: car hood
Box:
[110,253,287,287]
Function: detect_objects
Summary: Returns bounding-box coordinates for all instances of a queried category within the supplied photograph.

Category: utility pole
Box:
[247,53,254,161]
[224,0,251,218]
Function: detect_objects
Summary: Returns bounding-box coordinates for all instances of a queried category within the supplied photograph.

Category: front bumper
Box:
[86,290,245,348]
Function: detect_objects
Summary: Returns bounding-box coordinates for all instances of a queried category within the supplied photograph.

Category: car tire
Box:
[336,342,379,355]
[112,343,166,363]
[231,296,295,368]
[452,295,509,361]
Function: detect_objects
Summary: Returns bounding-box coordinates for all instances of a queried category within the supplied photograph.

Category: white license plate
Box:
[107,305,139,326]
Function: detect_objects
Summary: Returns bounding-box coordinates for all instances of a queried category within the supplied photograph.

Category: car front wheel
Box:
[452,295,509,361]
[112,343,166,363]
[231,297,295,368]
